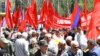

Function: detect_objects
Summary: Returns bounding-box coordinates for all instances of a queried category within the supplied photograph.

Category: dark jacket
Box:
[89,47,100,56]
[34,49,41,56]
[0,48,7,56]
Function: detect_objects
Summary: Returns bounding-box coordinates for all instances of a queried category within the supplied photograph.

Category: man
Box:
[66,36,72,46]
[29,38,39,56]
[15,32,29,56]
[44,33,58,56]
[35,40,48,56]
[57,40,69,56]
[87,39,100,56]
[0,35,9,56]
[67,41,83,56]
[74,27,87,50]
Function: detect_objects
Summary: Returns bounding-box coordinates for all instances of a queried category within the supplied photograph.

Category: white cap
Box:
[30,38,37,44]
[22,32,28,39]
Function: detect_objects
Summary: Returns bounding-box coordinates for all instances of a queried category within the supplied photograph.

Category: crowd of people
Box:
[0,26,100,56]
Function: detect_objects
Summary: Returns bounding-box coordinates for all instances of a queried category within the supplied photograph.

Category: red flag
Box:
[18,14,27,32]
[18,20,26,32]
[39,0,48,23]
[94,0,100,6]
[5,0,13,29]
[71,4,79,27]
[31,0,38,30]
[26,0,38,30]
[88,2,100,40]
[12,7,21,27]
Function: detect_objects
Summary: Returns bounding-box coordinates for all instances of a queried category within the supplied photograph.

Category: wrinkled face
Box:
[40,45,48,53]
[71,44,79,52]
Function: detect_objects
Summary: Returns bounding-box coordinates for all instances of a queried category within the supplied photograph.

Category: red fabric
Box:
[25,0,38,30]
[88,2,100,40]
[94,0,100,6]
[18,19,26,32]
[31,0,38,30]
[39,1,70,30]
[71,4,79,26]
[39,0,48,24]
[5,0,13,29]
[12,7,21,27]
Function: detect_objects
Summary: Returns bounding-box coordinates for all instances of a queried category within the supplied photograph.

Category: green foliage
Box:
[0,0,94,15]
[15,0,28,9]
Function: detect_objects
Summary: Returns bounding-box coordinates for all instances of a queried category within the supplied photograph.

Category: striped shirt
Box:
[15,38,29,56]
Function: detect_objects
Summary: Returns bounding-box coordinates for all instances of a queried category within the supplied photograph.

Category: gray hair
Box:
[87,39,97,46]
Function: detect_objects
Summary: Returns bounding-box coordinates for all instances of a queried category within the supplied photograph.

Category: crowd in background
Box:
[0,26,100,56]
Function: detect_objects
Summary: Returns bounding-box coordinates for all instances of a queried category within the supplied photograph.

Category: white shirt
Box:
[48,39,58,55]
[15,38,29,56]
[41,52,48,56]
[74,31,87,50]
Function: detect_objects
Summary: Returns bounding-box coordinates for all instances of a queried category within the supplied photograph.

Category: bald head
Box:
[71,41,79,47]
[66,36,72,41]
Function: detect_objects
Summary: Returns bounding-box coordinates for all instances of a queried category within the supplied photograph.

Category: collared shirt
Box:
[15,38,29,56]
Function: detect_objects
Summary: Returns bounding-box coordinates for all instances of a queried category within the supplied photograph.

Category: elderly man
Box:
[67,41,83,56]
[44,33,58,56]
[15,32,29,56]
[66,36,72,46]
[35,40,48,56]
[57,40,69,56]
[29,38,39,56]
[87,39,100,56]
[0,35,9,56]
[74,27,87,50]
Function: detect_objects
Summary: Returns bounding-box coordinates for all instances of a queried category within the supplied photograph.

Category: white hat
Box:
[30,38,37,44]
[22,32,28,39]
